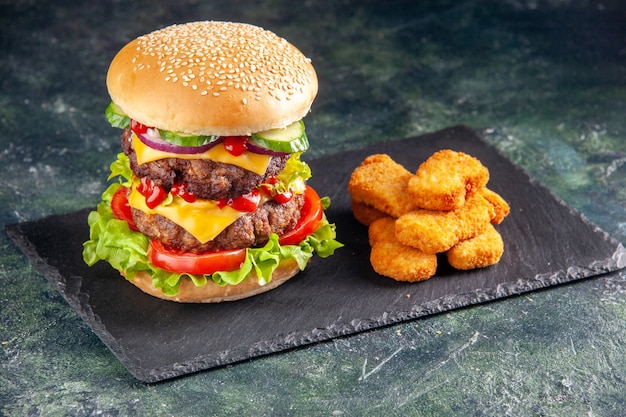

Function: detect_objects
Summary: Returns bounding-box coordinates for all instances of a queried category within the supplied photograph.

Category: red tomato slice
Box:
[148,240,246,275]
[279,186,324,246]
[110,186,138,231]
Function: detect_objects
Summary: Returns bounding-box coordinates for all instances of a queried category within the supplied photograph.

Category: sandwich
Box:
[83,21,342,302]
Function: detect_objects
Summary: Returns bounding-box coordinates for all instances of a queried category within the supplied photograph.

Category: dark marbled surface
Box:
[1,0,626,415]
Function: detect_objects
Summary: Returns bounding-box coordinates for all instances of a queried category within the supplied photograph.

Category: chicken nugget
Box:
[395,209,460,254]
[348,154,415,218]
[370,241,437,282]
[480,188,510,225]
[351,201,388,226]
[359,153,393,166]
[446,224,504,270]
[454,192,495,241]
[368,217,396,246]
[395,192,493,254]
[408,149,489,211]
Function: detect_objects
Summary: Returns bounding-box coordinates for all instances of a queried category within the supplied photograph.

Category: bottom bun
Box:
[125,258,301,303]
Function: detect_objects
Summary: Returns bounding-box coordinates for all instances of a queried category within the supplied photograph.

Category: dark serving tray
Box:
[7,125,625,382]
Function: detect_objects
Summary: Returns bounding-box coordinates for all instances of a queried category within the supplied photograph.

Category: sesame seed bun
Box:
[106,21,318,136]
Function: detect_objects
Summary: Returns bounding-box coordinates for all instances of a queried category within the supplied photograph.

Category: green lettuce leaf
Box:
[104,102,130,129]
[108,153,133,183]
[277,152,311,186]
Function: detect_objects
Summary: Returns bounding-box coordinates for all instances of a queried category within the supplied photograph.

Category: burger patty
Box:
[121,129,290,200]
[132,193,305,252]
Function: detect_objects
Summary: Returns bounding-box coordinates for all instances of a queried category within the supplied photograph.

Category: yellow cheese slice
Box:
[132,133,272,175]
[128,185,245,244]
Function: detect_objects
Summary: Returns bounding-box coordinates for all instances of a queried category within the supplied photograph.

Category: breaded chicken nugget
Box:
[348,154,415,218]
[351,201,388,226]
[480,188,510,225]
[395,192,494,254]
[455,192,495,240]
[395,209,460,254]
[408,149,489,211]
[370,241,437,282]
[446,223,504,270]
[368,217,396,246]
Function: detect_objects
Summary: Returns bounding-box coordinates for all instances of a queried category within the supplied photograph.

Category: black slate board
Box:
[6,125,626,383]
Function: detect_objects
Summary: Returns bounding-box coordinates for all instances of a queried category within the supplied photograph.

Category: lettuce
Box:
[82,154,343,297]
[104,102,130,129]
[277,152,311,188]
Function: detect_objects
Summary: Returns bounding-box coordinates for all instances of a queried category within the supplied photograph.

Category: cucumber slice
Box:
[250,120,309,153]
[104,101,218,146]
[159,129,219,147]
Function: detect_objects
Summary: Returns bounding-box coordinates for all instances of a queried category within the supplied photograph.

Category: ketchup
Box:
[136,177,167,209]
[223,136,249,156]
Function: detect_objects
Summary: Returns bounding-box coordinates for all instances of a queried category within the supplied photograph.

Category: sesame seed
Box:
[132,21,314,99]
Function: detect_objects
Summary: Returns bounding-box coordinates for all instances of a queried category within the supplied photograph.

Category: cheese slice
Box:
[128,185,245,244]
[132,133,272,175]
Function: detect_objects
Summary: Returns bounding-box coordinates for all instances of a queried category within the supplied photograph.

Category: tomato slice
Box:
[148,240,247,275]
[279,186,324,245]
[110,186,138,231]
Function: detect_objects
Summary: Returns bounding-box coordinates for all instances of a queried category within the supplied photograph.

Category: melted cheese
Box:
[132,133,272,175]
[128,185,245,244]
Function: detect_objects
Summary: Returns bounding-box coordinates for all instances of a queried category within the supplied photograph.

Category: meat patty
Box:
[132,193,305,252]
[121,129,289,200]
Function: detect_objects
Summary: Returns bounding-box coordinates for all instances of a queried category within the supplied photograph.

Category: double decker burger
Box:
[83,21,342,302]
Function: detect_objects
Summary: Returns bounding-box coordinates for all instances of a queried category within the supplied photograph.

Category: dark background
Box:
[1,1,626,415]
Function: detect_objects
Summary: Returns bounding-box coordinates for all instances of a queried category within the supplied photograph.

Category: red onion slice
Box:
[136,130,222,154]
[246,141,290,157]
[136,130,290,157]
